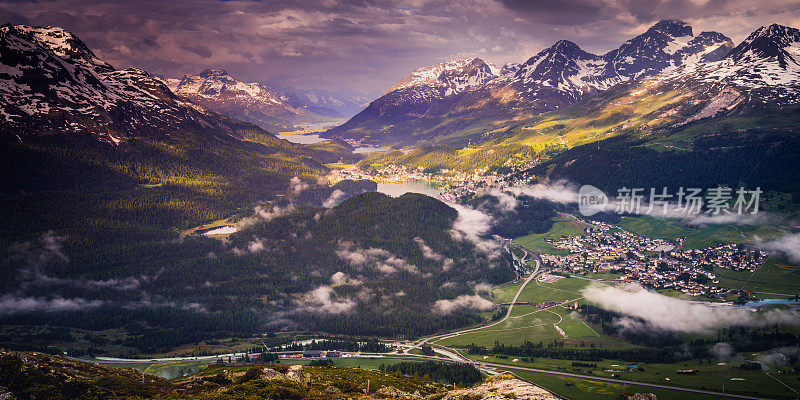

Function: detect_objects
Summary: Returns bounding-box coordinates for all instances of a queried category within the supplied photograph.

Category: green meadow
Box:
[437,277,620,348]
[487,355,800,400]
[513,215,588,255]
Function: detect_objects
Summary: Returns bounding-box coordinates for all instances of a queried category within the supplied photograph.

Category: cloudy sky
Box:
[3,0,800,96]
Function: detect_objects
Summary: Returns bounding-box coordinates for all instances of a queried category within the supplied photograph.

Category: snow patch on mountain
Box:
[0,24,246,139]
[387,58,500,98]
[654,24,800,105]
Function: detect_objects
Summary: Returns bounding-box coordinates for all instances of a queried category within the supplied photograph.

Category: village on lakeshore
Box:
[328,160,772,301]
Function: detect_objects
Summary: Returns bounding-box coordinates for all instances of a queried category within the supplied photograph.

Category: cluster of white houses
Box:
[327,159,539,203]
[539,221,766,298]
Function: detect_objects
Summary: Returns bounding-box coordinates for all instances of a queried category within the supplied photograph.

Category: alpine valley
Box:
[0,23,542,348]
[2,9,800,400]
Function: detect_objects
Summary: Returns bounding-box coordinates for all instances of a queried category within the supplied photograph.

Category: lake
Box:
[377,181,442,198]
[354,145,389,154]
[279,134,389,154]
[280,133,327,144]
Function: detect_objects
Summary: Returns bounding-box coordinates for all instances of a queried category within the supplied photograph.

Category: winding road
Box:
[79,240,782,400]
[405,247,541,352]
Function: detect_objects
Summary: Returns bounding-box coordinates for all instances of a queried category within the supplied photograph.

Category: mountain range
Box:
[163,69,366,132]
[499,21,800,149]
[324,20,742,147]
[354,22,800,199]
[527,23,800,197]
[281,86,372,119]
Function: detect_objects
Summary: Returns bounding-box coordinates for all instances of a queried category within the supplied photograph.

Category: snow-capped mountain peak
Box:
[0,24,245,141]
[728,23,800,68]
[648,23,800,107]
[436,58,501,97]
[510,40,613,98]
[515,40,600,80]
[604,19,729,79]
[386,58,498,93]
[168,69,287,106]
[4,24,114,73]
[164,69,341,131]
[648,19,693,38]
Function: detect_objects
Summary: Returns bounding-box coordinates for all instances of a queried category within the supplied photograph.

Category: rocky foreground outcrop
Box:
[439,374,559,400]
[617,394,658,400]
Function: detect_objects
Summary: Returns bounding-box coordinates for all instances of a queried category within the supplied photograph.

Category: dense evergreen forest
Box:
[0,189,545,352]
[0,102,558,354]
[0,112,427,353]
[534,131,800,205]
[460,194,556,237]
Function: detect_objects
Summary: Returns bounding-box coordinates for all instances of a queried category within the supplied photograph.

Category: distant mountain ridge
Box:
[386,57,503,95]
[325,20,735,147]
[164,68,341,132]
[508,20,733,101]
[275,86,371,119]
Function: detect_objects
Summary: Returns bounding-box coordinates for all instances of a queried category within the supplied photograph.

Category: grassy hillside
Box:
[359,143,535,173]
[0,348,176,399]
[355,76,800,190]
[0,348,450,400]
[304,138,362,164]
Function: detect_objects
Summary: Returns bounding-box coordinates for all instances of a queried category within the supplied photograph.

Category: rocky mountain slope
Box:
[440,374,559,400]
[325,20,734,147]
[522,23,800,195]
[0,348,174,399]
[0,25,267,144]
[164,69,339,132]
